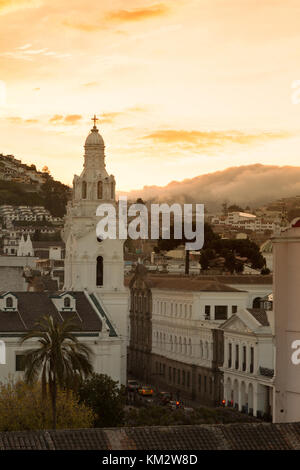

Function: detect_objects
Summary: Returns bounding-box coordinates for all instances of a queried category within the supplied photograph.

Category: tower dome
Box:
[84,115,105,147]
[85,126,105,146]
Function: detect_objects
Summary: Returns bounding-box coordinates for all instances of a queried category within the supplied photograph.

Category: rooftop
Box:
[0,291,102,333]
[247,308,270,326]
[0,422,300,450]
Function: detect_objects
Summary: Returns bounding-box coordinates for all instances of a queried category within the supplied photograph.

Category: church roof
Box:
[0,291,102,333]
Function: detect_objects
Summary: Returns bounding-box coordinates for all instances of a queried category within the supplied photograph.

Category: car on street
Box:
[138,385,154,396]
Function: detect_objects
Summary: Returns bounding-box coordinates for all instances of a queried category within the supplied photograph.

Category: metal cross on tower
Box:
[92,114,99,127]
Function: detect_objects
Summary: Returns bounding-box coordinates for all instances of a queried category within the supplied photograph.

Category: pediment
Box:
[225,317,253,333]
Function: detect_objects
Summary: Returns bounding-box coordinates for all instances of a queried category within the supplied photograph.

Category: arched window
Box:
[6,297,13,308]
[64,297,71,308]
[97,181,103,199]
[252,297,261,308]
[96,256,103,286]
[82,181,87,199]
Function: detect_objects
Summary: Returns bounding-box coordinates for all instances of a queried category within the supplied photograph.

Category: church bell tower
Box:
[62,115,123,292]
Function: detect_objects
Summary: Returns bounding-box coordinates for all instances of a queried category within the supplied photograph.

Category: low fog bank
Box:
[119,164,300,211]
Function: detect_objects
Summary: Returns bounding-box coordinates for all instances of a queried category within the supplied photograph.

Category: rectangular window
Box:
[198,374,202,392]
[187,372,190,388]
[232,305,238,314]
[250,347,254,373]
[215,306,228,320]
[173,368,176,383]
[243,346,246,371]
[235,345,239,370]
[205,305,211,319]
[182,370,185,386]
[204,376,207,393]
[228,343,232,368]
[177,369,181,385]
[209,378,213,394]
[169,367,172,382]
[16,354,25,372]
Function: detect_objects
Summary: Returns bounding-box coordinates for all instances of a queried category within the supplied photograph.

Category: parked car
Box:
[138,385,154,396]
[127,379,140,392]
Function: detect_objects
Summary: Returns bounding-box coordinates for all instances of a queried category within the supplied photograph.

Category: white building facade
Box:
[220,306,274,419]
[62,119,128,384]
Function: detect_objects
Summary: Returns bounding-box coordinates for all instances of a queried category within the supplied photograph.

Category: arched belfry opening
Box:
[82,181,87,199]
[97,181,103,199]
[96,256,103,286]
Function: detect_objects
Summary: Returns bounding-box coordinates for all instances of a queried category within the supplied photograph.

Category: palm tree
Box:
[20,315,94,429]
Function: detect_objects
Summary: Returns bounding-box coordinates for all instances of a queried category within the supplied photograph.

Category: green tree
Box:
[227,204,244,213]
[79,373,125,427]
[0,380,94,431]
[20,315,94,429]
[224,252,236,274]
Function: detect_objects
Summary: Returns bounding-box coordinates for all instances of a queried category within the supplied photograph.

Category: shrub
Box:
[0,380,94,431]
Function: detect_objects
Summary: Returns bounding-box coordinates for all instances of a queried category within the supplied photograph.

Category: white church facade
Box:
[62,117,128,384]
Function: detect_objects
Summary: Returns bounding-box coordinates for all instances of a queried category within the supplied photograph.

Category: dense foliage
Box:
[79,373,126,427]
[0,380,94,431]
[155,222,265,272]
[125,405,259,427]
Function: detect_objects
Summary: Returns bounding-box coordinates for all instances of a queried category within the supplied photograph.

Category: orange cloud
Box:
[101,112,123,124]
[49,114,82,125]
[49,114,63,123]
[64,114,82,124]
[4,116,38,125]
[0,0,42,15]
[142,129,290,150]
[107,4,168,22]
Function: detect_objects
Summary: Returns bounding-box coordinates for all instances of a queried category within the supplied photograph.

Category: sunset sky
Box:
[1,0,300,191]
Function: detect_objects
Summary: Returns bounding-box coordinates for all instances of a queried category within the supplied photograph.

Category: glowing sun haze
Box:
[0,0,300,191]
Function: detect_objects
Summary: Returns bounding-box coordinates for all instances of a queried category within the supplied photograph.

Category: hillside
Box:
[122,164,300,211]
[0,178,71,217]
